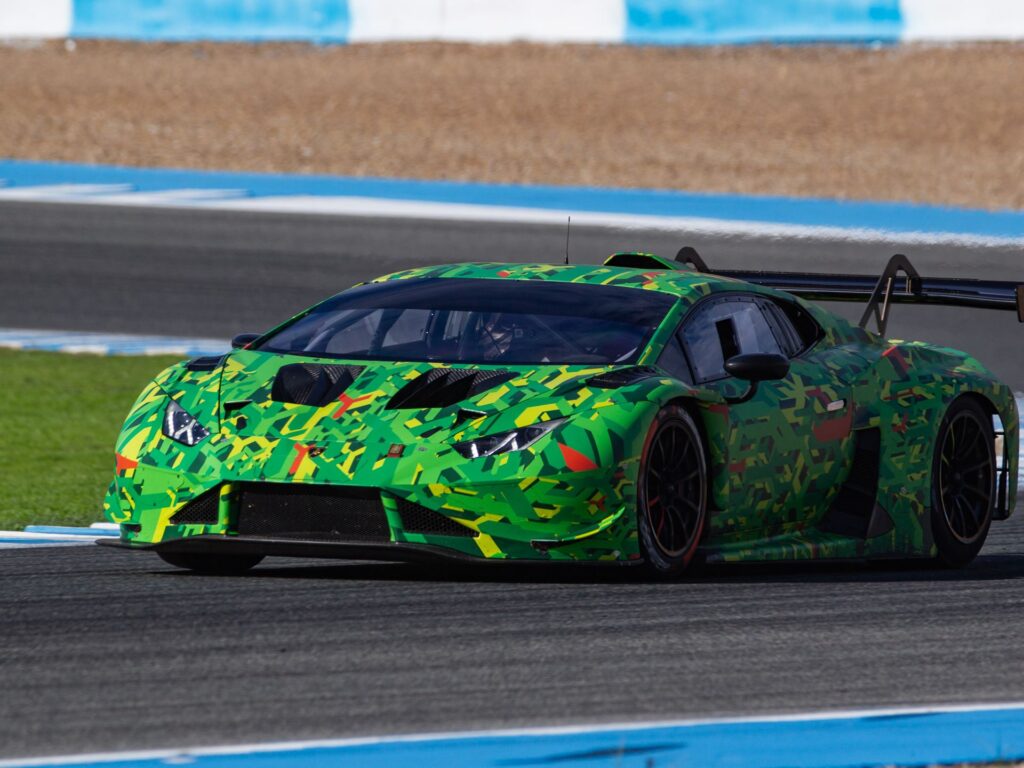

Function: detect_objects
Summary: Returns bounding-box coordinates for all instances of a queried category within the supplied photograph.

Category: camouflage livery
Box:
[103,259,1019,566]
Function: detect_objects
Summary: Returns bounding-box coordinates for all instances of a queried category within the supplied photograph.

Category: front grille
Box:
[236,484,389,542]
[169,488,220,525]
[396,498,476,537]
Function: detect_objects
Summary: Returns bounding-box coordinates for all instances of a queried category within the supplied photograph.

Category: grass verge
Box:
[0,349,180,530]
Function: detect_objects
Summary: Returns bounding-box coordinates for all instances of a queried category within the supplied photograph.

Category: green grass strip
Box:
[0,349,180,530]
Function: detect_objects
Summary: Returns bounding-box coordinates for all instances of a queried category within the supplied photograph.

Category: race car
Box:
[101,250,1023,575]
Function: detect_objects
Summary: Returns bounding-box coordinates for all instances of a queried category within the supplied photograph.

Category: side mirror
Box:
[724,353,790,382]
[722,353,789,404]
[231,333,261,350]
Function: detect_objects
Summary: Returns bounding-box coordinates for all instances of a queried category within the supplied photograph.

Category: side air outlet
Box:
[185,355,225,372]
[588,366,660,389]
[387,368,516,410]
[270,363,365,407]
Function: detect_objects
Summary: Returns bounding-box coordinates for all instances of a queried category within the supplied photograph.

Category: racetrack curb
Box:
[5,702,1024,768]
[0,524,116,549]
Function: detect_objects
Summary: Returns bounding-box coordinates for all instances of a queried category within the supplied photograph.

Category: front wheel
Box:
[637,405,708,576]
[930,397,996,568]
[158,551,264,575]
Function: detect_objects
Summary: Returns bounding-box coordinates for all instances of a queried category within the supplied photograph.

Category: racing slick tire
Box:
[930,396,996,568]
[637,405,708,576]
[158,552,265,575]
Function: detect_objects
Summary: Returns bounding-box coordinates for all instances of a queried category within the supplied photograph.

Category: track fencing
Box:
[2,1,1024,45]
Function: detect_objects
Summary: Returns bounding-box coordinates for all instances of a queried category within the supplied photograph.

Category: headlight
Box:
[453,417,566,459]
[163,400,210,446]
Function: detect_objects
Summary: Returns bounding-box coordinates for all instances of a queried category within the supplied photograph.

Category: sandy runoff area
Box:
[1,40,1023,210]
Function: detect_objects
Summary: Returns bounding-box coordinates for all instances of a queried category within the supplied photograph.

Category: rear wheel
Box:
[158,552,264,575]
[637,405,708,576]
[930,397,995,568]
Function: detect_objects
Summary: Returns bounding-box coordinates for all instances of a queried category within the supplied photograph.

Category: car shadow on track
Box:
[161,551,1024,585]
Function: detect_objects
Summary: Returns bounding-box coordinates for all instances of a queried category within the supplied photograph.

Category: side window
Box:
[762,299,820,357]
[656,333,693,384]
[682,297,783,382]
[381,309,431,349]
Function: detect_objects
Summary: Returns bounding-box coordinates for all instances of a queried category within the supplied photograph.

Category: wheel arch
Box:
[666,395,725,513]
[947,390,1016,521]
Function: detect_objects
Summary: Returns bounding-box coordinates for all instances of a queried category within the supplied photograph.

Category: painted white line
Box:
[0,531,101,542]
[200,196,1024,248]
[82,188,249,204]
[4,700,1024,768]
[0,186,1018,247]
[0,183,133,199]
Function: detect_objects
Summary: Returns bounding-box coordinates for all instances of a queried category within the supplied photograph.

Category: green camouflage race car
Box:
[101,250,1023,575]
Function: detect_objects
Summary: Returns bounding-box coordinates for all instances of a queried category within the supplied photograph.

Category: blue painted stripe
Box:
[23,526,118,537]
[70,0,351,43]
[625,0,902,45]
[0,326,229,357]
[2,159,1024,240]
[0,538,92,545]
[7,705,1024,768]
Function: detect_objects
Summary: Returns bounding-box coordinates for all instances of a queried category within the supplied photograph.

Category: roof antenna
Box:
[564,216,572,265]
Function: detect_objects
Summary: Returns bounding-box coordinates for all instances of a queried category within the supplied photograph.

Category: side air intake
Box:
[387,368,516,410]
[169,488,220,525]
[396,498,476,538]
[271,363,364,407]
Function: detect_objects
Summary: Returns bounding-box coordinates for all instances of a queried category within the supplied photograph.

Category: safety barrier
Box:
[3,1,1024,44]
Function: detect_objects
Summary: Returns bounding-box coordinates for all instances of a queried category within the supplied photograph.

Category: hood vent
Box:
[388,368,516,410]
[271,363,365,407]
[588,366,660,389]
[186,355,225,372]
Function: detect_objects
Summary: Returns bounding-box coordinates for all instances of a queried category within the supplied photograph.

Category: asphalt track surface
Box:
[4,521,1024,759]
[3,201,1024,759]
[1,200,1023,386]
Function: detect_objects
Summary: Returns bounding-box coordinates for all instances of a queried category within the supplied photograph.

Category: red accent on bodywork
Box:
[558,443,598,472]
[332,392,372,419]
[497,270,512,277]
[115,453,138,473]
[707,403,729,416]
[289,444,312,475]
[813,410,854,442]
[892,413,909,435]
[728,460,746,474]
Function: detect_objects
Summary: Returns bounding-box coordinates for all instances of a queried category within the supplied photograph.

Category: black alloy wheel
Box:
[931,397,996,567]
[637,405,708,575]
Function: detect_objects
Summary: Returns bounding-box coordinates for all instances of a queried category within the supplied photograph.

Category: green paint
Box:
[104,261,1019,565]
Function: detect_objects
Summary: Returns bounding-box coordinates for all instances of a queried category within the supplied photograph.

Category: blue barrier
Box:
[71,0,350,43]
[626,0,902,44]
[60,1,905,45]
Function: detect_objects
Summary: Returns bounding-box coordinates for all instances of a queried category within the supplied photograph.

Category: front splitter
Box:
[97,535,637,568]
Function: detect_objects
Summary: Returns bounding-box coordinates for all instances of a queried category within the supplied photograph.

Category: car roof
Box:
[370,261,748,301]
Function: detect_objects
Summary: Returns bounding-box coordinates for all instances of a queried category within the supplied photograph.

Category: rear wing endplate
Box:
[605,249,1024,337]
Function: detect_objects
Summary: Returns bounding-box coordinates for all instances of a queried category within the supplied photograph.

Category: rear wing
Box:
[605,249,1024,336]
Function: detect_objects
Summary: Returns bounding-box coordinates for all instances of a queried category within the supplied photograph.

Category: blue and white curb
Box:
[0,328,228,357]
[2,160,1023,246]
[0,523,116,550]
[3,0,1024,45]
[5,703,1024,768]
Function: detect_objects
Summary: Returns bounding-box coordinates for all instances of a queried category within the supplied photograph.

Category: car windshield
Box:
[256,277,675,365]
